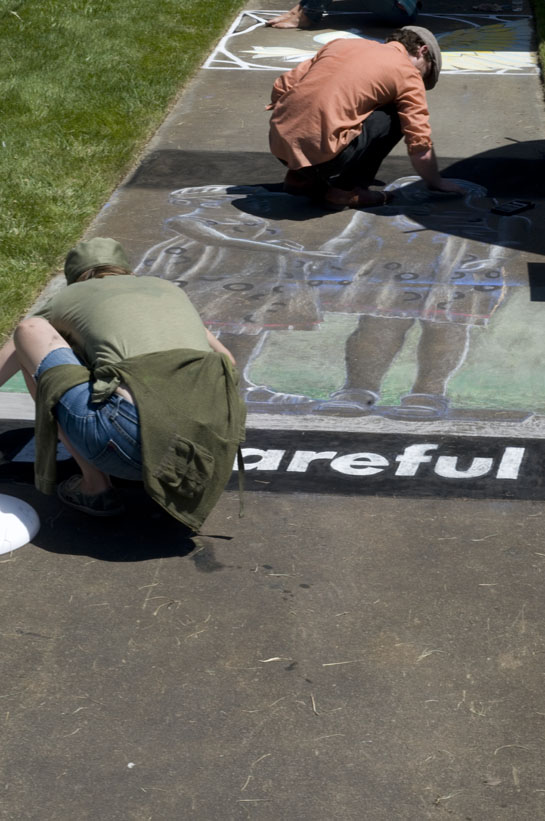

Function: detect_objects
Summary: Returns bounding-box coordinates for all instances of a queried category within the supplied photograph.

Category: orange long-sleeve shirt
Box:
[268,38,433,170]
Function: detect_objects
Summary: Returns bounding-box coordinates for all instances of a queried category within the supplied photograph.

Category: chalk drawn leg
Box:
[412,322,469,396]
[219,330,313,406]
[344,315,415,393]
[385,322,470,419]
[216,332,260,385]
[314,315,414,414]
[314,319,471,418]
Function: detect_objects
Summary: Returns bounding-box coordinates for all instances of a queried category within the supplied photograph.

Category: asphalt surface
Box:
[2,1,545,818]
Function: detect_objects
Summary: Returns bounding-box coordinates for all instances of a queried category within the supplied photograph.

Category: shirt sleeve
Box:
[395,72,434,155]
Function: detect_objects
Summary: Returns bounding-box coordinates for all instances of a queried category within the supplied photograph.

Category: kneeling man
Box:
[267,26,463,210]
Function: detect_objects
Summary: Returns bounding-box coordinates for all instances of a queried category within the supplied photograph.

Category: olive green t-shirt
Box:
[35,275,211,400]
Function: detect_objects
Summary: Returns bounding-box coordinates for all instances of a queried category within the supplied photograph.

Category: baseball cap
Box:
[64,237,130,284]
[402,25,442,90]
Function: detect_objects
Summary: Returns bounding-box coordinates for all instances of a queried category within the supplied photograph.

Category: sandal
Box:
[312,389,380,415]
[57,475,125,517]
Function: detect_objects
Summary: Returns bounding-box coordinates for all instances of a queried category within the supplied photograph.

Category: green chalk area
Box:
[5,292,545,413]
[0,0,246,341]
[250,291,545,412]
[2,373,27,393]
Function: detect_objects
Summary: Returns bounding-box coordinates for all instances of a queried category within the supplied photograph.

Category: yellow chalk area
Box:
[442,50,537,72]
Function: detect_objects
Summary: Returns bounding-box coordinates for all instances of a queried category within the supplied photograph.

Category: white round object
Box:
[0,494,40,554]
[314,31,362,45]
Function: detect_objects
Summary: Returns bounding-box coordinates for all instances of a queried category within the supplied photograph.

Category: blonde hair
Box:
[76,264,133,282]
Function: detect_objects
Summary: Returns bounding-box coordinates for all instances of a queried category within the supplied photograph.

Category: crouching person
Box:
[0,238,246,531]
[268,26,464,210]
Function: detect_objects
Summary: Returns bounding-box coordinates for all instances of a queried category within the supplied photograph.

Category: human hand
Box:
[205,329,236,366]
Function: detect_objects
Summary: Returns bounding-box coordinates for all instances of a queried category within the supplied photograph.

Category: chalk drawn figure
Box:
[135,186,327,406]
[204,11,537,76]
[311,176,529,418]
[136,181,529,419]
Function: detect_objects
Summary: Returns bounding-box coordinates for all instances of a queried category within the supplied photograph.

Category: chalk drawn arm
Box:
[410,148,465,194]
[205,329,236,367]
[0,336,20,388]
[163,218,333,257]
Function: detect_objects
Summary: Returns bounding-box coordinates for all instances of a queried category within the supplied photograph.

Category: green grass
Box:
[533,0,545,64]
[2,2,544,345]
[0,0,245,341]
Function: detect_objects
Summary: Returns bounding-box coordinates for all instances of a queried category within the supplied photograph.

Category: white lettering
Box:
[395,444,438,476]
[287,450,337,472]
[496,447,525,479]
[330,452,389,476]
[239,448,285,471]
[434,456,493,478]
[234,443,527,483]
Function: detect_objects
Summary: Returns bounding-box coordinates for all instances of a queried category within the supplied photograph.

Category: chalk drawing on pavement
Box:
[136,181,541,425]
[203,11,537,75]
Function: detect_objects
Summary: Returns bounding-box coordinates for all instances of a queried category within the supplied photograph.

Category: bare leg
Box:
[266,4,314,28]
[56,425,112,495]
[13,317,72,377]
[14,317,112,495]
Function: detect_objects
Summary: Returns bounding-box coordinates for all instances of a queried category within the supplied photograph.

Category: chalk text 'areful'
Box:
[236,444,525,480]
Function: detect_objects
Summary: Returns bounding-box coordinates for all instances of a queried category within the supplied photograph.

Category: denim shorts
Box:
[34,348,143,481]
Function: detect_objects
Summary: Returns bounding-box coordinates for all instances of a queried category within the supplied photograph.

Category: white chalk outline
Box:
[202,10,537,75]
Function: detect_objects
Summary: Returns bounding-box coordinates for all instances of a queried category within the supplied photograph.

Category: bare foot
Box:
[266,5,314,28]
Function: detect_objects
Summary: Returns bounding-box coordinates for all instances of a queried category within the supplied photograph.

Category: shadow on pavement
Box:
[125,141,545,200]
[0,467,203,562]
[125,141,545,254]
[231,141,545,258]
[444,139,545,199]
[34,488,199,562]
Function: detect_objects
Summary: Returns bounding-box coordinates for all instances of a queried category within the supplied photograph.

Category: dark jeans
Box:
[301,0,419,24]
[299,104,403,191]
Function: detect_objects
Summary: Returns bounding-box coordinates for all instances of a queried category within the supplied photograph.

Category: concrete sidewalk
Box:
[2,2,545,818]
